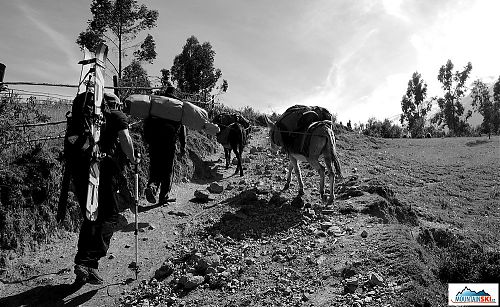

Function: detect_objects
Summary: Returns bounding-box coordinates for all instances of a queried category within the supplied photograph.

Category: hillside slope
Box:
[1,128,498,307]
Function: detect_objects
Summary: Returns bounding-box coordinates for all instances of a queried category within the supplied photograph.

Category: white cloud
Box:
[17,1,80,77]
[411,0,500,95]
[382,0,409,23]
[277,0,500,125]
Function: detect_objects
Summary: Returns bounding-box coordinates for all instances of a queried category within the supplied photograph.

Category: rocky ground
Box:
[0,128,498,307]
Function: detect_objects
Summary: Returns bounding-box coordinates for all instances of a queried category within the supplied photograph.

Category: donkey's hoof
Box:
[298,189,304,196]
[282,183,290,191]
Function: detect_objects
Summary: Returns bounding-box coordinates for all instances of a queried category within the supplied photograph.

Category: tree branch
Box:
[106,58,119,75]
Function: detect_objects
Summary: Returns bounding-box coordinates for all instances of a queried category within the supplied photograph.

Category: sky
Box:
[1,0,499,125]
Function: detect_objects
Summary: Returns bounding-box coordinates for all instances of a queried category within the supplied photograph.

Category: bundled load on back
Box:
[271,105,333,152]
[213,113,250,128]
[124,94,219,135]
[212,112,251,146]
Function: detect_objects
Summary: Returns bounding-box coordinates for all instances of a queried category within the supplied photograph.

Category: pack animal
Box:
[213,113,250,176]
[265,108,342,203]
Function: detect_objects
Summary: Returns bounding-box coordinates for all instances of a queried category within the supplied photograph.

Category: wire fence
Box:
[0,81,218,148]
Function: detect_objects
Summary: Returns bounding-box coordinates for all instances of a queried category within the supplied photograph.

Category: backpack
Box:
[63,91,110,162]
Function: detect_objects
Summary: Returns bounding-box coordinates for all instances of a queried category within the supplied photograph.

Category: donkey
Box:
[213,113,249,176]
[264,116,342,203]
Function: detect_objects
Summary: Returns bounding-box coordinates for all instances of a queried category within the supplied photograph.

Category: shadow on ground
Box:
[205,189,303,240]
[0,282,98,307]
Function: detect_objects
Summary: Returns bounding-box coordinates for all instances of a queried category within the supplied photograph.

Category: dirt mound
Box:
[336,179,419,226]
[417,227,460,248]
[173,131,218,183]
[361,198,417,225]
[465,139,490,147]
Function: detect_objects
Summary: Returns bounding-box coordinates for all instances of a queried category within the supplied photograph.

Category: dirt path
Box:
[0,130,269,307]
[1,131,499,307]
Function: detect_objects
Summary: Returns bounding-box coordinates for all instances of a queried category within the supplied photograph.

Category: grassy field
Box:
[334,134,500,304]
[361,136,499,244]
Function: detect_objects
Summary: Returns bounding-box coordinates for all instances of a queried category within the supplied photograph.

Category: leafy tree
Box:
[400,72,432,138]
[471,80,495,138]
[133,34,157,64]
[159,69,172,88]
[364,117,381,137]
[76,0,159,79]
[433,60,473,136]
[492,76,500,134]
[120,60,152,98]
[363,118,401,138]
[170,35,227,100]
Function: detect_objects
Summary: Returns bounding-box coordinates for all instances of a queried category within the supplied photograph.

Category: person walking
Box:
[144,86,186,205]
[72,92,137,285]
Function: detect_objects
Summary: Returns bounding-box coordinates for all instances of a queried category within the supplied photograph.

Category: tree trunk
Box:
[118,35,122,80]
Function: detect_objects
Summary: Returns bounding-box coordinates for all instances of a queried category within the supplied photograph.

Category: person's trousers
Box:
[71,157,120,269]
[149,140,176,201]
[145,118,178,201]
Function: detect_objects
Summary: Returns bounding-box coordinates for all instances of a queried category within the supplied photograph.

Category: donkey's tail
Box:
[328,127,343,178]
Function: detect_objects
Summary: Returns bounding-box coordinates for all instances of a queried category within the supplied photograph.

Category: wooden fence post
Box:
[0,63,6,91]
[113,75,119,97]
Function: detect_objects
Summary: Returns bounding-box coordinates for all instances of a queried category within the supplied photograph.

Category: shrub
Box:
[0,93,76,262]
[438,240,500,283]
[0,144,63,253]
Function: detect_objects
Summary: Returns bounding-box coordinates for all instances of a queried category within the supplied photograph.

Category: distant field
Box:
[377,136,498,242]
[339,134,499,240]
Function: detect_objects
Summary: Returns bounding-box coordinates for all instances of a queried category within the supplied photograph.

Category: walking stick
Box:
[132,153,141,280]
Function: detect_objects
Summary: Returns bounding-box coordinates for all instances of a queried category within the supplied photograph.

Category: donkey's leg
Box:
[308,157,325,200]
[293,158,304,196]
[232,143,243,176]
[325,128,341,204]
[324,155,335,204]
[224,148,231,169]
[283,158,293,191]
[238,142,244,176]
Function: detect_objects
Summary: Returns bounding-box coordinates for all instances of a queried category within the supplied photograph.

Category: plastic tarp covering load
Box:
[125,94,219,135]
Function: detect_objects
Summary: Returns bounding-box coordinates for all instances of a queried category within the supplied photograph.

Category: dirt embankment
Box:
[1,129,498,307]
